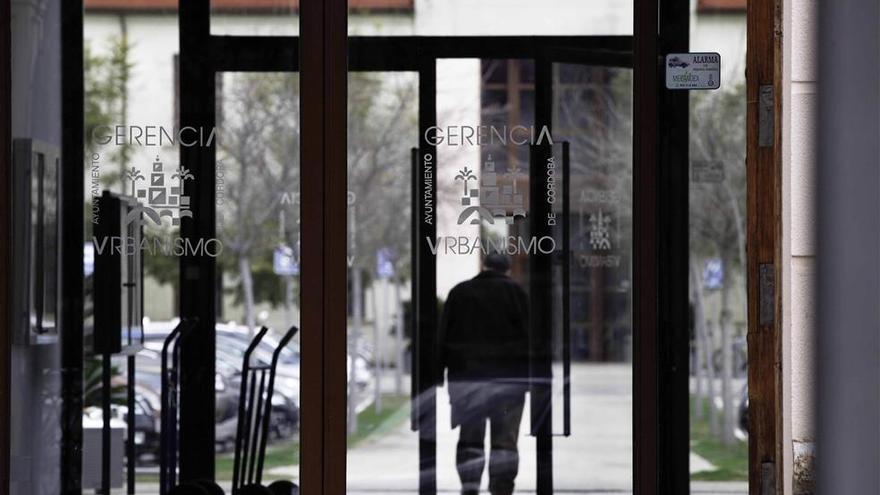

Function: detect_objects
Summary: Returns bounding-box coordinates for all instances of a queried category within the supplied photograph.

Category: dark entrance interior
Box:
[46,1,691,493]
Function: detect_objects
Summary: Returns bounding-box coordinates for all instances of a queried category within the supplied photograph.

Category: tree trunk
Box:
[238,255,256,335]
[284,277,294,328]
[349,267,363,434]
[720,260,736,445]
[690,260,706,420]
[723,182,747,278]
[372,280,384,414]
[704,319,719,437]
[692,258,717,433]
[394,279,404,396]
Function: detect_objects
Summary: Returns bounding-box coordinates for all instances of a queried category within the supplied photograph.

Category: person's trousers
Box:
[455,393,525,495]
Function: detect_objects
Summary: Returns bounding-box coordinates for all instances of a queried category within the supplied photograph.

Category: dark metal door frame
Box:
[633,0,690,493]
[60,1,86,494]
[47,0,689,492]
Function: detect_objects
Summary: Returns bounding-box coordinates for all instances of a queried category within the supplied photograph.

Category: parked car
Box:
[133,347,243,456]
[130,382,160,465]
[667,56,689,68]
[142,321,301,442]
[80,379,164,466]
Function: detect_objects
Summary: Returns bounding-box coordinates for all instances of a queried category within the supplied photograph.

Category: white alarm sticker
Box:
[665,53,721,90]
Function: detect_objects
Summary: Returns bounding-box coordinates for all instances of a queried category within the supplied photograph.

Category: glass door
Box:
[64,2,687,494]
[341,38,656,494]
[546,56,635,493]
[2,0,690,493]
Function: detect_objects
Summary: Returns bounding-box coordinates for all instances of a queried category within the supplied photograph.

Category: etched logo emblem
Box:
[455,154,527,225]
[124,156,194,226]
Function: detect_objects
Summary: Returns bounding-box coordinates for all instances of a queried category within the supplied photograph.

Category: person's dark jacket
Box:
[438,270,530,386]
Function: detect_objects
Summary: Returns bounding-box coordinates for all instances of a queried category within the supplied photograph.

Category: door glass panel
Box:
[433,57,539,493]
[345,70,419,491]
[689,11,749,493]
[214,72,302,486]
[83,5,183,493]
[344,34,637,495]
[551,63,634,492]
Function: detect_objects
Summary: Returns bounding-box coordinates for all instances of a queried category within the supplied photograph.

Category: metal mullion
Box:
[543,47,634,68]
[411,35,630,59]
[349,36,632,71]
[299,0,326,490]
[299,0,349,493]
[531,54,554,495]
[210,35,299,72]
[657,0,691,492]
[203,35,635,73]
[633,0,660,493]
[178,0,217,483]
[321,0,349,492]
[60,1,85,493]
[415,54,437,495]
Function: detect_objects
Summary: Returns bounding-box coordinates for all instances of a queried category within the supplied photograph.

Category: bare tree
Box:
[216,73,301,332]
[552,65,635,362]
[346,72,418,426]
[690,83,747,445]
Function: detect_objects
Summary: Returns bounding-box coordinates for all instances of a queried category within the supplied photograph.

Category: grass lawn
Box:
[212,393,410,480]
[346,394,410,448]
[690,396,749,481]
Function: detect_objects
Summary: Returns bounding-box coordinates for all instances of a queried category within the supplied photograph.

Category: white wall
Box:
[691,12,747,85]
[414,0,632,36]
[783,0,817,492]
[435,58,483,297]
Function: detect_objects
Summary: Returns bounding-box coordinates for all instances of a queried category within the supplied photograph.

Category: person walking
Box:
[439,253,530,495]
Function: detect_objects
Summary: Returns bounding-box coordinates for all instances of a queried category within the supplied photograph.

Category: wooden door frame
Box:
[746,0,784,493]
[300,0,349,493]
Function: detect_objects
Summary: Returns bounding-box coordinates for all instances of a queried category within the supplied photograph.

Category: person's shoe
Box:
[488,481,514,495]
[461,490,479,495]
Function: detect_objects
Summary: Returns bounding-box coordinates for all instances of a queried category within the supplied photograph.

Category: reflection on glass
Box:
[550,64,633,492]
[215,72,302,484]
[688,28,749,491]
[344,52,636,492]
[10,0,65,482]
[83,6,186,492]
[440,253,530,495]
[344,71,417,490]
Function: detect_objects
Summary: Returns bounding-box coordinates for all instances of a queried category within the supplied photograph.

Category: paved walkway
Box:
[125,364,747,494]
[342,363,747,494]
